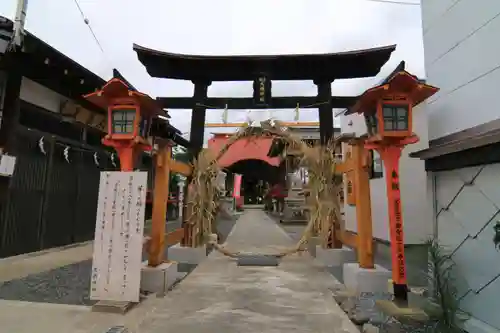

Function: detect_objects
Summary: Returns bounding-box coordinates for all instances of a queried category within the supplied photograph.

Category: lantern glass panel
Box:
[139,116,151,137]
[372,150,383,177]
[364,111,378,136]
[0,71,6,110]
[112,109,136,134]
[382,104,409,131]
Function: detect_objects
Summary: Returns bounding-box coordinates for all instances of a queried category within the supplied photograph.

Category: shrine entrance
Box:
[132,42,396,248]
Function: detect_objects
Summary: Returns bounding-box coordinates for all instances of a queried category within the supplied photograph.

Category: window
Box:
[364,112,378,136]
[140,116,150,137]
[369,150,383,179]
[382,104,409,131]
[112,109,136,134]
[0,71,6,122]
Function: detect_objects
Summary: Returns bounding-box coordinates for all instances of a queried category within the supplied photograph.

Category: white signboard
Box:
[90,171,147,303]
[0,154,16,177]
[178,180,185,220]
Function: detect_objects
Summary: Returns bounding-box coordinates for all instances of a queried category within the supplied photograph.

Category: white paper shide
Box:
[90,171,147,303]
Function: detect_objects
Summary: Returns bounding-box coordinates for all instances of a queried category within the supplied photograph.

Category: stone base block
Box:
[91,300,137,314]
[167,243,207,265]
[343,263,391,293]
[315,246,356,267]
[140,261,178,296]
[307,237,320,257]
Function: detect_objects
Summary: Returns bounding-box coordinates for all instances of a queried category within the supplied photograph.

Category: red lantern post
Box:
[346,71,439,303]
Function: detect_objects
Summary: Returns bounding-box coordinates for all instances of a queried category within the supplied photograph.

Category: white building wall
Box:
[19,77,62,113]
[339,103,432,244]
[434,165,500,333]
[422,1,500,332]
[18,77,106,130]
[422,0,500,140]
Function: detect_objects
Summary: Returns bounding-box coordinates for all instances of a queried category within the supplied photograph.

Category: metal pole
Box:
[12,0,29,48]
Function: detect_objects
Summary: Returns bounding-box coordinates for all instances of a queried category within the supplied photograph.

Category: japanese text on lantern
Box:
[391,169,405,281]
[90,171,147,303]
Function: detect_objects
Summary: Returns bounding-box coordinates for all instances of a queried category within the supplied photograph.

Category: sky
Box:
[0,0,424,142]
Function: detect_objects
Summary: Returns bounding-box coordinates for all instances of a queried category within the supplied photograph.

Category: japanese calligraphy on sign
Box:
[253,74,271,106]
[394,198,406,280]
[390,168,406,283]
[90,171,147,303]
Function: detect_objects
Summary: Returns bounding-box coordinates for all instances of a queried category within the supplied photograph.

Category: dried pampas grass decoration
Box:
[186,119,343,256]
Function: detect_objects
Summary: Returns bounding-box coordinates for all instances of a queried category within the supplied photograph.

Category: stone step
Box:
[237,254,280,267]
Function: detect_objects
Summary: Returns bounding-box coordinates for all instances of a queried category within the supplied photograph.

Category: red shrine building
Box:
[207,133,286,203]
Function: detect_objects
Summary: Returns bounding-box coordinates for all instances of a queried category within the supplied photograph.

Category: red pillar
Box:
[374,144,409,302]
[115,147,138,171]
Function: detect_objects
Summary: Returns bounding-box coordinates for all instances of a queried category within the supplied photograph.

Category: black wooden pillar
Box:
[189,80,211,158]
[314,79,334,145]
[0,50,23,152]
[0,51,22,209]
[183,80,210,246]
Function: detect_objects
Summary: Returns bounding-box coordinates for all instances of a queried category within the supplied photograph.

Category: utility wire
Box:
[356,0,420,5]
[72,0,114,72]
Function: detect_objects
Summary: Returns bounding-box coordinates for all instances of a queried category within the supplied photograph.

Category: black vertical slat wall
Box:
[0,128,49,256]
[0,127,119,258]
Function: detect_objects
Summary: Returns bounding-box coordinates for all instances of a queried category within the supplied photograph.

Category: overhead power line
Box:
[357,0,420,5]
[72,0,113,71]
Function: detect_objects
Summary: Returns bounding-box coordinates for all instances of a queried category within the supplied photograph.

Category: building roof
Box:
[0,16,108,115]
[410,117,500,162]
[207,135,281,168]
[133,43,397,81]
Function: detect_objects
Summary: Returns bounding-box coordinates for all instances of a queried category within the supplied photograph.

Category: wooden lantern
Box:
[84,78,161,170]
[349,71,439,144]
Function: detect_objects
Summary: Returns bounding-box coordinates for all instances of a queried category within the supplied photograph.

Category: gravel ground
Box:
[0,259,95,306]
[333,290,437,332]
[273,214,437,332]
[0,215,237,306]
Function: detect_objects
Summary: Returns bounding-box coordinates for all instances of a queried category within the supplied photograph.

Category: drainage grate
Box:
[237,254,280,266]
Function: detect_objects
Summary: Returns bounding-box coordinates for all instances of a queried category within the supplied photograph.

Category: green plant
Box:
[493,221,500,250]
[426,238,469,332]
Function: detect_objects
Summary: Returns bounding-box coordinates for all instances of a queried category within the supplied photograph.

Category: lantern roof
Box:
[345,70,439,115]
[83,78,162,117]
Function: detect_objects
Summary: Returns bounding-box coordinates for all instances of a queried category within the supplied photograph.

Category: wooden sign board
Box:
[90,171,147,303]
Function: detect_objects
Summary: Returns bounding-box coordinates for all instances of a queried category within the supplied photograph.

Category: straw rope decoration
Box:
[186,119,343,258]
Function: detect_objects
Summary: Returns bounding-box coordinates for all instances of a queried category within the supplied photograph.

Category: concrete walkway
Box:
[0,210,358,333]
[133,210,358,333]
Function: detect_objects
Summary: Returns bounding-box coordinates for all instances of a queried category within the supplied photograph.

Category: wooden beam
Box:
[335,160,354,174]
[341,230,378,252]
[148,145,171,267]
[157,96,357,110]
[170,159,193,176]
[351,142,375,269]
[165,228,184,246]
[143,228,185,253]
[341,230,358,249]
[205,121,319,128]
